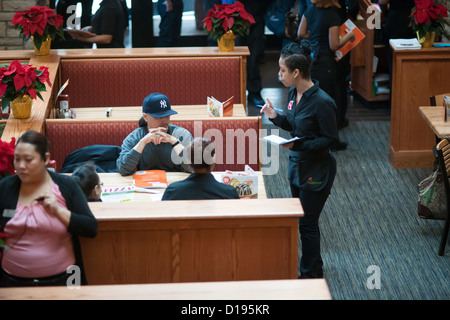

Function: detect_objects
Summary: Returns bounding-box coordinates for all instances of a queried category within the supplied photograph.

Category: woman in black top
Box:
[67,0,126,48]
[298,0,355,150]
[260,42,338,279]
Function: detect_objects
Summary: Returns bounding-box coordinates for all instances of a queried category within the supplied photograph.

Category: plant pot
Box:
[11,95,33,119]
[417,31,435,48]
[31,35,51,56]
[217,30,236,52]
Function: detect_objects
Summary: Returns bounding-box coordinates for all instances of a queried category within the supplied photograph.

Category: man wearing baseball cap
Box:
[117,93,193,176]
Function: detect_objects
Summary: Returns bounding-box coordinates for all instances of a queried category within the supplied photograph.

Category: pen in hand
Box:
[256,105,283,112]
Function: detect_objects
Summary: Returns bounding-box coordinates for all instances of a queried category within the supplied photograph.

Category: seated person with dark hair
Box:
[117,92,193,176]
[162,138,240,200]
[72,162,103,202]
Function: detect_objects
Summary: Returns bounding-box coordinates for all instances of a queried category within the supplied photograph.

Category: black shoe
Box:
[331,140,347,151]
[248,92,264,106]
[337,118,349,130]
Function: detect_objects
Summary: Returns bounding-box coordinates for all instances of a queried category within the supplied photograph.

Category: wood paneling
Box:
[80,199,302,285]
[390,47,450,168]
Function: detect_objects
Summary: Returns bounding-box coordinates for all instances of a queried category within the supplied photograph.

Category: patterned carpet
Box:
[262,120,450,300]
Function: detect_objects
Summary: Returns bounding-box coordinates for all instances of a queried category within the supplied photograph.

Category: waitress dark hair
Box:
[16,130,50,161]
[280,41,313,79]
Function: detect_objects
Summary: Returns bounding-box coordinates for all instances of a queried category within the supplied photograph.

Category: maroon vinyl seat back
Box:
[59,58,242,108]
[45,117,260,172]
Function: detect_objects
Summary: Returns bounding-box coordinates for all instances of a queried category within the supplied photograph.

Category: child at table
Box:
[72,162,103,202]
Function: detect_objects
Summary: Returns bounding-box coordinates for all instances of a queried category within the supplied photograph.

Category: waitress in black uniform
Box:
[260,42,338,279]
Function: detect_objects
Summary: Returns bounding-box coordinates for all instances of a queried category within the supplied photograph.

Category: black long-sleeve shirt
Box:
[270,82,338,159]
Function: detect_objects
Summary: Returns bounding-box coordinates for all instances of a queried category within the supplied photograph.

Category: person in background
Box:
[335,0,359,129]
[379,0,415,110]
[162,138,240,200]
[0,130,97,287]
[117,93,193,176]
[260,42,338,279]
[67,0,126,48]
[297,0,355,150]
[237,0,274,107]
[156,0,184,46]
[72,162,103,202]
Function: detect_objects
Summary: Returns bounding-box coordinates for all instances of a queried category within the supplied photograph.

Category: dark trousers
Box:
[290,156,336,278]
[0,267,71,287]
[157,0,183,47]
[236,0,272,94]
[335,54,351,125]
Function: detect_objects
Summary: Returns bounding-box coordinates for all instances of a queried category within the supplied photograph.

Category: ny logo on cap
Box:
[160,100,167,109]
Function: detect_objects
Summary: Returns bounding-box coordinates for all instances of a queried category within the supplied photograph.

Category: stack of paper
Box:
[389,39,421,50]
[260,135,305,145]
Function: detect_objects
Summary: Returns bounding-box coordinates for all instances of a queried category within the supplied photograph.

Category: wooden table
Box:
[389,45,450,168]
[81,195,302,285]
[0,279,331,300]
[419,106,449,139]
[69,104,246,120]
[99,171,266,201]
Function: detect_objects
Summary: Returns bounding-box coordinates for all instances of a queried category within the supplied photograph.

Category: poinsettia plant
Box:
[0,230,7,260]
[0,60,52,112]
[0,136,15,179]
[203,1,255,40]
[12,5,64,50]
[410,0,448,39]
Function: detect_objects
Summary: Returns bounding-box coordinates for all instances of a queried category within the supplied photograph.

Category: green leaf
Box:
[33,36,43,50]
[1,98,10,110]
[36,91,44,101]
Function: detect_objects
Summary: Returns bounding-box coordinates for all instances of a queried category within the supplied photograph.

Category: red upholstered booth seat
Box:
[59,58,242,108]
[45,117,261,172]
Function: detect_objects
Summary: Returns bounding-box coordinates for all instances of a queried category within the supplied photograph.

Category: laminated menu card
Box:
[207,96,234,117]
[220,165,258,199]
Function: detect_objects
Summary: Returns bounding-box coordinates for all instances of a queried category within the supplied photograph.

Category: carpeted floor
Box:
[262,120,450,300]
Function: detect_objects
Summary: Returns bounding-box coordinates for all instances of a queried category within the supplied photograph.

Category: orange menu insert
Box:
[133,170,168,188]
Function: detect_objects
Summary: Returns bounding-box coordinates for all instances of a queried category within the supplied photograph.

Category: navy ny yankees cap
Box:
[143,92,178,118]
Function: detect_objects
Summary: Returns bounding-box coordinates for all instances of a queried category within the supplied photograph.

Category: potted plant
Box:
[409,0,448,47]
[0,60,52,119]
[12,5,64,55]
[203,1,255,52]
[0,137,15,179]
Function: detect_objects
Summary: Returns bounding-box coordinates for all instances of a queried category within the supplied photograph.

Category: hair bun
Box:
[300,40,312,56]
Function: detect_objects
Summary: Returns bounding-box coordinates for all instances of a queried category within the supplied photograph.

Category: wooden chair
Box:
[433,137,450,256]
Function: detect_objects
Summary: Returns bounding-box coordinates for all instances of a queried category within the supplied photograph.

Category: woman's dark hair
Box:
[72,162,100,199]
[280,41,313,79]
[16,130,50,161]
[185,137,216,171]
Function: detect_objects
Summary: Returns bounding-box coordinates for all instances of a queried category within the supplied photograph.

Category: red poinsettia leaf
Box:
[13,75,25,91]
[12,11,25,25]
[227,17,234,30]
[27,87,37,100]
[222,16,230,32]
[37,67,51,86]
[437,4,448,18]
[4,60,21,76]
[415,8,430,25]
